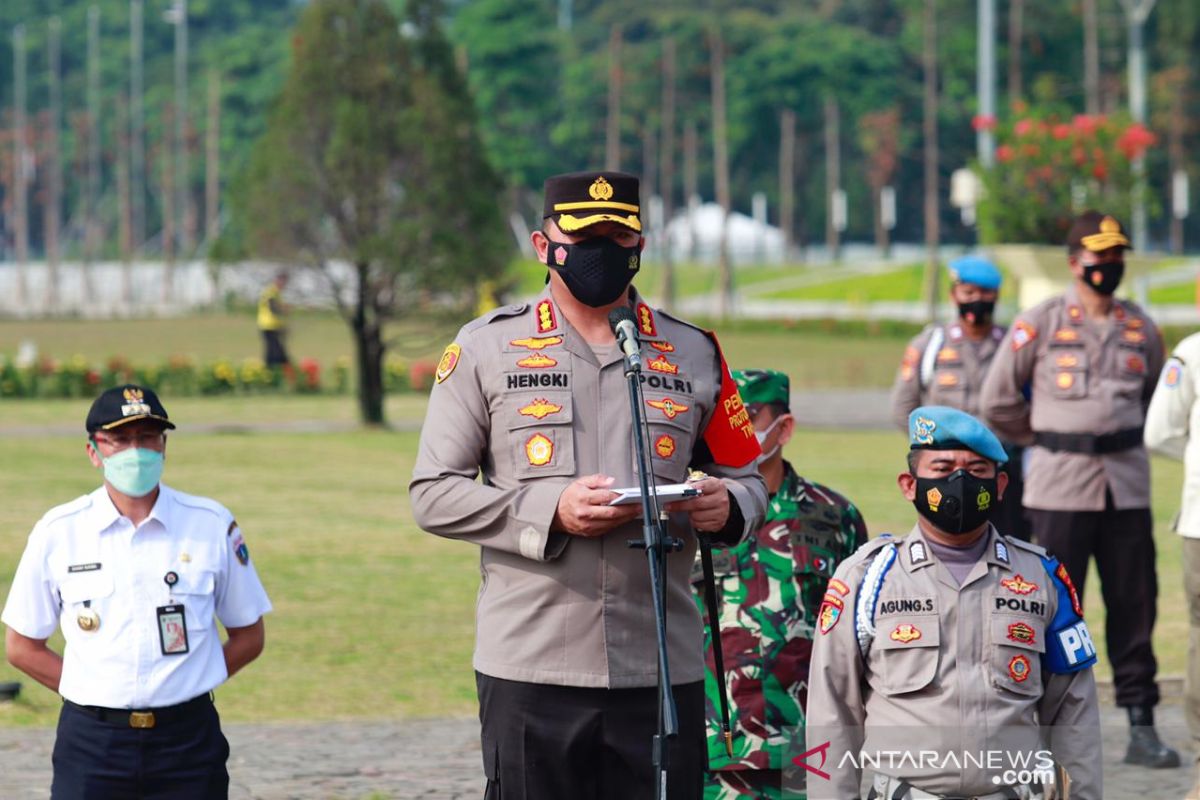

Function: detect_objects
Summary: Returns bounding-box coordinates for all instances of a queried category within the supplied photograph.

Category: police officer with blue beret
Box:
[806,406,1100,799]
[890,256,1029,541]
[2,385,272,798]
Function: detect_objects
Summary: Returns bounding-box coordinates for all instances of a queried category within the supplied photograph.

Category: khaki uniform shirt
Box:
[806,526,1101,799]
[979,286,1163,511]
[409,286,768,688]
[1145,332,1200,537]
[889,322,1006,432]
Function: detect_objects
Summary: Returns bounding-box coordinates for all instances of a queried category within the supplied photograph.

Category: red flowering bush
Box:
[974,106,1157,244]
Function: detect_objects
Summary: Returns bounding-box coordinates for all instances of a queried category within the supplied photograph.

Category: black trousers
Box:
[51,697,230,799]
[477,672,706,800]
[1029,500,1160,707]
[994,446,1030,542]
[261,329,290,367]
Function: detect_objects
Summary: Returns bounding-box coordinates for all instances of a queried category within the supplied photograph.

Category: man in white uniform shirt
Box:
[2,384,271,799]
[1145,337,1200,799]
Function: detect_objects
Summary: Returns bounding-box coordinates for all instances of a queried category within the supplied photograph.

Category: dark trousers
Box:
[261,329,289,367]
[51,698,230,799]
[477,672,706,800]
[1029,500,1160,707]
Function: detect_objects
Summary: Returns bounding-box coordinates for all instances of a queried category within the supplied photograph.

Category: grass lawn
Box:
[0,407,1189,727]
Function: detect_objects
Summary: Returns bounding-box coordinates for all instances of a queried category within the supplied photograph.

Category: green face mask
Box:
[93,443,164,498]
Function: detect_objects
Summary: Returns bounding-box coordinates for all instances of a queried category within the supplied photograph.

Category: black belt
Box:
[1033,426,1143,455]
[65,692,212,729]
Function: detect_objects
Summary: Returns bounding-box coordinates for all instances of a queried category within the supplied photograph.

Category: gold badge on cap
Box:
[77,608,101,632]
[589,176,614,201]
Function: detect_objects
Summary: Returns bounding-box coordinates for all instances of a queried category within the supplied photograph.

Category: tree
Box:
[239,0,507,424]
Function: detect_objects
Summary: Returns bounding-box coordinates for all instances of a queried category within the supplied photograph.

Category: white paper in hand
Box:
[607,483,701,506]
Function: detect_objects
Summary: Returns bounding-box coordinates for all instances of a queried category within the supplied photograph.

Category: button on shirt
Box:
[2,484,272,709]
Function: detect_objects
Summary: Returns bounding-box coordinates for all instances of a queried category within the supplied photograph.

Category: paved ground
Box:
[0,703,1194,799]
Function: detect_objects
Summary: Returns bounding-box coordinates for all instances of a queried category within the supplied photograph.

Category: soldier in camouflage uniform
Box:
[692,369,868,799]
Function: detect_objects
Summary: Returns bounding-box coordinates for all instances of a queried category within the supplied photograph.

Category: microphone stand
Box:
[620,330,683,800]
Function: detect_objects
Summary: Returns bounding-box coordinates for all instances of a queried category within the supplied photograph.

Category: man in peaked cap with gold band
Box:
[692,368,866,799]
[805,406,1100,799]
[981,210,1179,768]
[2,385,271,798]
[410,171,768,799]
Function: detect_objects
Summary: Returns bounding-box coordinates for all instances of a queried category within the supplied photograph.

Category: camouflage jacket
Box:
[691,461,868,771]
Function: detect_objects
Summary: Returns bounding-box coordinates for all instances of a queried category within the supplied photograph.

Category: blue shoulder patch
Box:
[1040,555,1097,674]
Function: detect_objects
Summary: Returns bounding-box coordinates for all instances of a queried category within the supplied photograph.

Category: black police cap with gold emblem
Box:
[86,384,176,434]
[543,171,641,234]
[1067,210,1131,253]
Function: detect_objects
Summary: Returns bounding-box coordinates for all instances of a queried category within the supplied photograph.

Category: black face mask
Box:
[1082,261,1124,296]
[545,236,640,308]
[913,468,998,536]
[958,300,995,326]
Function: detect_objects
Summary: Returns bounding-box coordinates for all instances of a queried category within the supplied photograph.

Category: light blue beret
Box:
[908,405,1008,464]
[948,256,1003,291]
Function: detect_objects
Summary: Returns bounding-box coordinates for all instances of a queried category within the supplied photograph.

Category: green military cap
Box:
[733,369,790,408]
[542,171,641,233]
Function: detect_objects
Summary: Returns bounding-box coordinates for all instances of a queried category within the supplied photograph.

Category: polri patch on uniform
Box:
[1011,321,1037,351]
[646,397,689,420]
[1056,372,1075,390]
[1053,328,1080,343]
[818,595,844,635]
[518,398,563,420]
[232,531,250,566]
[517,353,558,369]
[436,344,462,384]
[1007,622,1036,645]
[649,341,675,353]
[1056,564,1082,616]
[890,623,922,644]
[1001,574,1037,595]
[654,434,676,459]
[525,433,554,466]
[1008,654,1031,682]
[67,563,102,573]
[510,336,563,351]
[647,355,680,375]
[1165,361,1183,388]
[827,578,851,597]
[1126,355,1146,374]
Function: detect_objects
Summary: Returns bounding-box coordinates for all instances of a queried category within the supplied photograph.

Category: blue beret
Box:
[948,256,1002,290]
[908,406,1008,465]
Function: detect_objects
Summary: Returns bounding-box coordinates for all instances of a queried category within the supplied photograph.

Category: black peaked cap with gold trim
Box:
[86,384,176,433]
[542,171,642,234]
[1066,209,1131,253]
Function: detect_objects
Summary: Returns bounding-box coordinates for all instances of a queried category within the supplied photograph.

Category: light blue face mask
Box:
[92,443,164,498]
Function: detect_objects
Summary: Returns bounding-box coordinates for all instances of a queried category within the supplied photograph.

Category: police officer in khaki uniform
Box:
[980,210,1177,768]
[409,171,769,800]
[890,256,1028,540]
[806,406,1100,800]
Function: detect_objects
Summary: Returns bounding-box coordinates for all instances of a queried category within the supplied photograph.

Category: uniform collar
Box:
[88,483,173,534]
[898,523,1009,572]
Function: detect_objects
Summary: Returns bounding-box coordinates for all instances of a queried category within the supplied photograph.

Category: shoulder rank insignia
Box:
[517,353,558,369]
[908,540,928,565]
[1001,574,1037,595]
[649,341,675,353]
[1011,320,1037,351]
[636,303,657,337]
[1067,305,1083,324]
[994,540,1010,564]
[525,433,554,466]
[647,355,679,375]
[890,624,922,644]
[646,397,689,420]
[518,398,563,420]
[510,336,563,351]
[436,344,462,384]
[535,299,558,334]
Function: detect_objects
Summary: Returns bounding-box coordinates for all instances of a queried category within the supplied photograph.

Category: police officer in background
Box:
[409,171,768,799]
[980,210,1178,768]
[806,406,1100,800]
[2,385,271,798]
[890,256,1028,540]
[693,369,867,799]
[1144,333,1200,798]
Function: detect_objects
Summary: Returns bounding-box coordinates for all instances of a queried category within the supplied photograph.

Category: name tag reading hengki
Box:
[156,605,189,656]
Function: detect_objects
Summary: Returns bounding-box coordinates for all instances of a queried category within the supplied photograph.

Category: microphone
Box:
[608,307,643,371]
